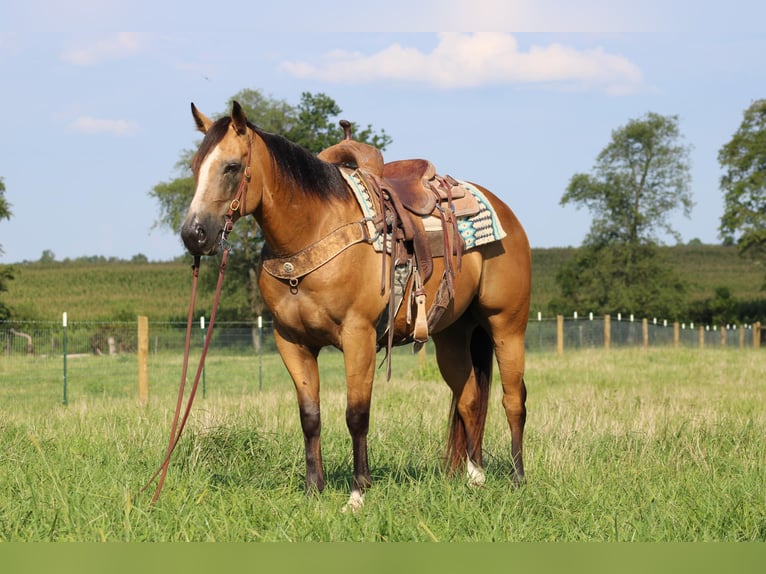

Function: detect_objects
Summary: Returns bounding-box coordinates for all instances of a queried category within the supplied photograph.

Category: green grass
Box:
[1,347,764,541]
[2,259,213,321]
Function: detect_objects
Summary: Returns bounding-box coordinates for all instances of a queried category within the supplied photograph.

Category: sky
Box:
[1,1,765,263]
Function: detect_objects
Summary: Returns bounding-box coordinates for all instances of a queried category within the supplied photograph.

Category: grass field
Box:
[2,259,214,322]
[1,346,763,542]
[3,244,763,321]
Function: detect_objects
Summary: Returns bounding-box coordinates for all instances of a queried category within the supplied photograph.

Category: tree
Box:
[718,99,766,286]
[0,177,14,320]
[0,177,10,251]
[39,250,56,264]
[562,112,693,246]
[551,242,687,319]
[150,89,391,320]
[554,112,693,318]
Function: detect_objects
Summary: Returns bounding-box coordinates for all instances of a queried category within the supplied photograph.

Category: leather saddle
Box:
[318,121,480,349]
[318,122,478,267]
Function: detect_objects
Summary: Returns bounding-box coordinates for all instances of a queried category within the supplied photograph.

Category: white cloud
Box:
[431,0,660,32]
[69,117,138,136]
[61,32,147,66]
[280,32,642,94]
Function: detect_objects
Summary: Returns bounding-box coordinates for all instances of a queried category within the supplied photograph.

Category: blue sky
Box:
[1,1,764,263]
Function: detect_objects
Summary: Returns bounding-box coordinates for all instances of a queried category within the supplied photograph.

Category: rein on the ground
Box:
[139,137,252,505]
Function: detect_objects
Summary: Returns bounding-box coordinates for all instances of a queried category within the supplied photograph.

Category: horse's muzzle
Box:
[181,217,221,256]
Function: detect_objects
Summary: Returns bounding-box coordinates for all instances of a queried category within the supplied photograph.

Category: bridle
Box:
[140,132,253,504]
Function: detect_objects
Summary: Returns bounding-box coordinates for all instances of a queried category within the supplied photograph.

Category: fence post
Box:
[721,325,727,347]
[557,315,564,355]
[699,325,705,349]
[138,316,149,404]
[755,322,762,349]
[258,315,264,391]
[62,312,68,406]
[673,322,680,348]
[604,314,611,351]
[642,318,649,349]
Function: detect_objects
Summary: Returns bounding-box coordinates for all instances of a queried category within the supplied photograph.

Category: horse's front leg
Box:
[341,325,378,512]
[274,329,324,493]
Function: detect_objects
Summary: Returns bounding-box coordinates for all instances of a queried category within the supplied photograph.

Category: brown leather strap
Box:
[260,221,371,281]
[142,133,254,505]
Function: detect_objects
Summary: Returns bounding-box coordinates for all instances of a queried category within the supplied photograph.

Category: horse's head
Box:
[181,101,254,256]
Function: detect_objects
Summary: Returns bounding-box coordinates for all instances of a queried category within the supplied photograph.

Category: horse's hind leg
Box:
[433,318,491,486]
[488,324,527,484]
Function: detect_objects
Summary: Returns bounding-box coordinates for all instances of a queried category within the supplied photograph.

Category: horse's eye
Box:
[223,162,241,175]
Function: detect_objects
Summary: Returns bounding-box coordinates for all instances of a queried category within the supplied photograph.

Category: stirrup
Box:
[413,272,429,343]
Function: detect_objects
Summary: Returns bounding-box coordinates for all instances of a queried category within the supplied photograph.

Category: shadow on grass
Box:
[177,423,524,496]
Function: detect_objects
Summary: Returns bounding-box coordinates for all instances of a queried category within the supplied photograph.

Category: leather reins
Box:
[140,133,253,505]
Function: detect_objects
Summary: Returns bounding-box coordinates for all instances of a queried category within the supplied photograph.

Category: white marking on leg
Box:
[341,489,365,513]
[466,458,486,487]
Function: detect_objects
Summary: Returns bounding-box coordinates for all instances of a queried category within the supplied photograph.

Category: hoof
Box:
[341,489,365,513]
[466,459,486,487]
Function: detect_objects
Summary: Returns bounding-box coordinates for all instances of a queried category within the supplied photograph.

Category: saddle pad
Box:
[341,168,506,253]
[341,167,386,252]
[454,182,507,249]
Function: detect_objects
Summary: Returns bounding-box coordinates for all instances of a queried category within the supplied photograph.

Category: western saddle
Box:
[318,121,481,359]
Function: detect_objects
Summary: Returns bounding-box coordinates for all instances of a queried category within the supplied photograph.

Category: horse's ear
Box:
[191,103,213,134]
[231,100,248,135]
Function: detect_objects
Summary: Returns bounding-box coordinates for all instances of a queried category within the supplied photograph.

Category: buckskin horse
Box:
[181,101,530,511]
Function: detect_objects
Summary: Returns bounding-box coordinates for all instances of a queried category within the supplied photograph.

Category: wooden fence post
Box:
[699,325,705,349]
[721,326,726,347]
[604,314,611,351]
[673,322,680,348]
[755,322,762,349]
[642,318,649,349]
[557,315,564,355]
[138,316,149,404]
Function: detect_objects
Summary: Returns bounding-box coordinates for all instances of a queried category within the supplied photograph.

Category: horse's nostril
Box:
[181,220,213,255]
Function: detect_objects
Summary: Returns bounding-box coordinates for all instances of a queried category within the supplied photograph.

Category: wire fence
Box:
[1,315,762,406]
[1,320,271,358]
[528,314,762,352]
[2,314,762,359]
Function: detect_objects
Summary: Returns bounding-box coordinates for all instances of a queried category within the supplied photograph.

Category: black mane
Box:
[192,117,349,201]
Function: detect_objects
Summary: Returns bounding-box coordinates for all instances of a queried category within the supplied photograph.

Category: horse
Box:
[181,101,531,511]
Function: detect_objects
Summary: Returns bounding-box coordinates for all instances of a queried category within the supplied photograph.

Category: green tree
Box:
[39,250,56,264]
[555,112,693,319]
[149,89,391,320]
[718,99,766,286]
[0,177,10,250]
[686,286,740,327]
[0,177,14,319]
[551,243,687,319]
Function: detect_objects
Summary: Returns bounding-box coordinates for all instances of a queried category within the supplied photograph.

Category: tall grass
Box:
[0,347,764,541]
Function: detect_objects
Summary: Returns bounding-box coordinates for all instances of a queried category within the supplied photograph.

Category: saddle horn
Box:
[340,119,352,141]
